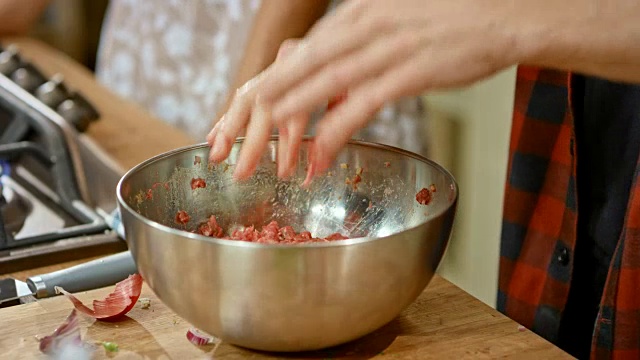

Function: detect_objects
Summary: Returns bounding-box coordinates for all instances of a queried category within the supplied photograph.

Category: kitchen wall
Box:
[425,67,517,307]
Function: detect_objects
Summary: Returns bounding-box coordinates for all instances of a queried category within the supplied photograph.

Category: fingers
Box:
[310,79,385,175]
[271,31,417,121]
[232,98,273,181]
[281,114,307,178]
[307,51,433,175]
[207,37,301,173]
[208,69,269,163]
[258,18,392,103]
[206,116,223,144]
[276,125,290,178]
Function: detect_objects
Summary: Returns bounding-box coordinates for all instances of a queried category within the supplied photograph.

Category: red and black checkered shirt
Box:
[498,65,640,359]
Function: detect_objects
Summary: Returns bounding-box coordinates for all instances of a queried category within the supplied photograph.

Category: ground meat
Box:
[191,177,206,190]
[194,216,348,244]
[197,215,224,237]
[416,188,433,205]
[175,210,190,225]
[145,189,153,200]
[345,172,363,190]
[325,233,349,241]
[352,174,362,185]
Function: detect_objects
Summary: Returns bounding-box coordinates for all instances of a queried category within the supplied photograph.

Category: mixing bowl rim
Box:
[116,136,459,249]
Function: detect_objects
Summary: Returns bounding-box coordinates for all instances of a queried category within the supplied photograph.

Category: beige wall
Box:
[424,67,517,307]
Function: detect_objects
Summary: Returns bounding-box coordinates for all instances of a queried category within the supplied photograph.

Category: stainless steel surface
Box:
[1,176,32,235]
[117,138,458,352]
[77,134,126,213]
[35,73,69,108]
[0,46,20,75]
[0,43,125,272]
[0,278,32,303]
[0,73,92,206]
[1,173,64,238]
[56,92,100,132]
[10,64,47,93]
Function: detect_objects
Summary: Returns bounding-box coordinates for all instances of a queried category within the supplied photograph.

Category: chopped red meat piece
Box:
[194,216,348,244]
[352,174,362,185]
[416,188,433,205]
[197,216,224,237]
[325,233,349,241]
[191,177,206,190]
[175,210,190,224]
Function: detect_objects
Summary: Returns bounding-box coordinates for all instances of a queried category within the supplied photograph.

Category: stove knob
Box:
[10,63,48,93]
[0,45,22,76]
[35,73,69,108]
[56,92,100,132]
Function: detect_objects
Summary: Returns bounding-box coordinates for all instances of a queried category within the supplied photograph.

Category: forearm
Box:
[515,0,640,83]
[217,0,331,121]
[0,0,51,35]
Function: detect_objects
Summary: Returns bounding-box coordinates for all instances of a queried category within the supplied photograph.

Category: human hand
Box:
[208,0,522,181]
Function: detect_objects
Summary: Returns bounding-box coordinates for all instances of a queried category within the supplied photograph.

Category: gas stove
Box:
[0,43,127,274]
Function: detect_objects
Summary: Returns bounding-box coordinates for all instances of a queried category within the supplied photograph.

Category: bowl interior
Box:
[119,138,457,242]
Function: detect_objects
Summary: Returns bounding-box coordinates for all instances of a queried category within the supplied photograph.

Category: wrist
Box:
[509,0,606,71]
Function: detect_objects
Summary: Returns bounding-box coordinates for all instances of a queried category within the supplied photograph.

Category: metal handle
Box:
[26,251,137,298]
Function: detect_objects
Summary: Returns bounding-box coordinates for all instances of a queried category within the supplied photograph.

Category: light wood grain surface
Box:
[0,275,572,359]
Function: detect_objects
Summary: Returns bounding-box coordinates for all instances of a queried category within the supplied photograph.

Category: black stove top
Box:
[0,43,127,274]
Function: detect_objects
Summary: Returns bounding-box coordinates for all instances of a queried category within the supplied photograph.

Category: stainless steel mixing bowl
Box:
[116,137,458,352]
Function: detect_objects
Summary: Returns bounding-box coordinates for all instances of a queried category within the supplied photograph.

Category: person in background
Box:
[0,0,430,157]
[208,0,640,359]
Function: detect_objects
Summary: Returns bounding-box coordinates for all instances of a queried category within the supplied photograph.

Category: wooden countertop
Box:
[0,273,572,359]
[0,38,573,359]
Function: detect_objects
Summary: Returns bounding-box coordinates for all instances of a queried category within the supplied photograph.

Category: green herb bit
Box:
[102,341,119,352]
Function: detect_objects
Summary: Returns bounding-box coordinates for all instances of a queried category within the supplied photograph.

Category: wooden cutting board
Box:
[0,275,572,359]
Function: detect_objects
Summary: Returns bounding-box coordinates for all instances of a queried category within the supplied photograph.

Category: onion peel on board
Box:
[186,327,215,346]
[39,309,82,354]
[55,274,144,322]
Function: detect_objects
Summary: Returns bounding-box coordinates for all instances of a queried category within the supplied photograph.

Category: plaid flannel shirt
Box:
[498,65,640,359]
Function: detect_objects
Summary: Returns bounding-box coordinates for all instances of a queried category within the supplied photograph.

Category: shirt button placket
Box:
[569,137,575,156]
